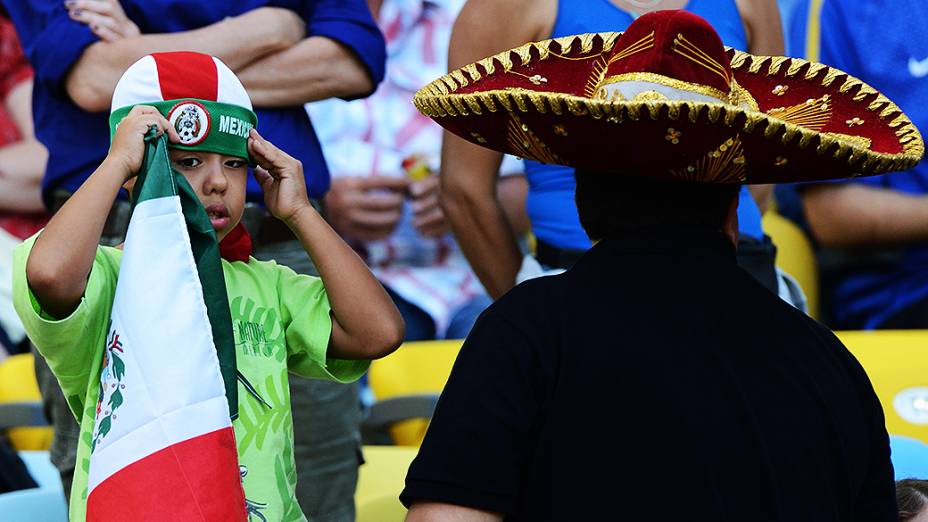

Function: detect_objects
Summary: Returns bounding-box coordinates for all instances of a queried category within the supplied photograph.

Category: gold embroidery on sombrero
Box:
[607,30,655,66]
[727,47,923,159]
[671,136,746,183]
[824,132,872,150]
[585,55,609,98]
[634,90,670,102]
[413,35,924,176]
[548,33,614,60]
[506,71,549,86]
[596,72,731,103]
[767,95,832,131]
[728,77,760,111]
[672,33,731,86]
[507,114,561,164]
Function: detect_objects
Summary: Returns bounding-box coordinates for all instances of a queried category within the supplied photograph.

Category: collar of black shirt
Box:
[590,226,737,261]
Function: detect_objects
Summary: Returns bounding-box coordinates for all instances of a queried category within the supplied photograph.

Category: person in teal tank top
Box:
[441,0,785,299]
[527,0,762,252]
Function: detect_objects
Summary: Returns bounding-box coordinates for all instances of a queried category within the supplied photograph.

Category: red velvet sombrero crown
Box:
[414,10,923,183]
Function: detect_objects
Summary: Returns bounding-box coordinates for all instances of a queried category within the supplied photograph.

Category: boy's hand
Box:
[106,105,179,180]
[248,129,311,223]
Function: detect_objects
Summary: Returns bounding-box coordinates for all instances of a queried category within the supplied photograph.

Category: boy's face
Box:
[168,149,248,241]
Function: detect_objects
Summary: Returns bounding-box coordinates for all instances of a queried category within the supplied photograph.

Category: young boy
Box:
[12,52,404,521]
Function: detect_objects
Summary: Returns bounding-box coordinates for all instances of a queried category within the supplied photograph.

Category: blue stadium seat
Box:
[0,451,67,522]
[890,435,928,480]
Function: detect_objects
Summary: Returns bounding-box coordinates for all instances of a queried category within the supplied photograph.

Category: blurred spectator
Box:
[307,0,526,343]
[440,0,788,301]
[0,10,47,359]
[782,0,928,329]
[3,1,385,519]
[897,479,928,522]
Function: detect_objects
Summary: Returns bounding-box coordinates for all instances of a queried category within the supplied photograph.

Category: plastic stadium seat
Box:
[890,435,928,479]
[837,331,928,445]
[364,340,463,446]
[0,451,67,522]
[355,445,418,522]
[762,211,819,319]
[0,354,52,450]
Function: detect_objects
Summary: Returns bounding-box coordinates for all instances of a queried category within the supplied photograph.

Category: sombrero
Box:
[413,10,923,183]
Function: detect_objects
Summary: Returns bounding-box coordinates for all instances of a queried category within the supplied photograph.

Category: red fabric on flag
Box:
[153,52,218,102]
[86,427,246,521]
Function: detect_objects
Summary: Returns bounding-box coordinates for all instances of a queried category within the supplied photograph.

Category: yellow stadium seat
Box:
[365,340,463,446]
[837,330,928,445]
[763,211,819,319]
[0,354,52,450]
[355,445,417,522]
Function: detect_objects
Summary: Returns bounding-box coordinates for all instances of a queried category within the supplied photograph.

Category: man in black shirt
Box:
[401,9,921,521]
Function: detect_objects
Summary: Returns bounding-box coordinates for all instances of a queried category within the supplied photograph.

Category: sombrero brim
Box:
[413,33,924,183]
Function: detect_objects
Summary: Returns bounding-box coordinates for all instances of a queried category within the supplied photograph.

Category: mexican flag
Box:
[85,131,246,520]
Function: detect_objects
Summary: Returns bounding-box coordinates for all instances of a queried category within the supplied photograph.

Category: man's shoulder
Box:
[481,273,568,330]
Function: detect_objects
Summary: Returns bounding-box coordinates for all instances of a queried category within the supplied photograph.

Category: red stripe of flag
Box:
[87,427,245,521]
[152,52,218,102]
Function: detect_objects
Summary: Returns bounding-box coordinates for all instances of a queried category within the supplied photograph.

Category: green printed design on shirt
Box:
[235,369,289,454]
[231,296,286,362]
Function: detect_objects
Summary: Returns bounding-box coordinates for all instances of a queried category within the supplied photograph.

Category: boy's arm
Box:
[64,8,305,112]
[247,130,404,360]
[26,106,179,318]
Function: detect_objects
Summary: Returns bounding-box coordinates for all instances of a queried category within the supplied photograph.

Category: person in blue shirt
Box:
[3,1,385,519]
[784,0,928,330]
[440,0,786,300]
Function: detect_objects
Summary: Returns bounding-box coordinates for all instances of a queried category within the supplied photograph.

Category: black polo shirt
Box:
[401,228,896,521]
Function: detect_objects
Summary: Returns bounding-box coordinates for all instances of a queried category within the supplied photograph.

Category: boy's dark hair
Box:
[574,169,739,241]
[897,479,928,521]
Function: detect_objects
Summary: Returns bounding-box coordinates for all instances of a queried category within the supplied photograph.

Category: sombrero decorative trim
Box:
[413,13,923,183]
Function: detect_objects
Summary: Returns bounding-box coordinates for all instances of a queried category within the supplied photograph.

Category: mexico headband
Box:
[108,51,258,162]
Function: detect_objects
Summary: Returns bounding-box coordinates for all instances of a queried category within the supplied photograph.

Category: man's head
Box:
[109,52,258,240]
[574,170,740,243]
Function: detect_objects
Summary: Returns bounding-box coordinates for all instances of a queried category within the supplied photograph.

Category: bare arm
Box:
[248,130,403,360]
[0,80,46,213]
[736,0,785,56]
[802,183,928,247]
[497,174,529,236]
[65,8,305,112]
[236,37,374,107]
[26,106,179,318]
[736,0,783,213]
[441,133,521,298]
[406,502,503,522]
[441,0,552,299]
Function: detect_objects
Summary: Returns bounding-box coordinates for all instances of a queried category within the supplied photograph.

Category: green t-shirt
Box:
[12,237,369,522]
